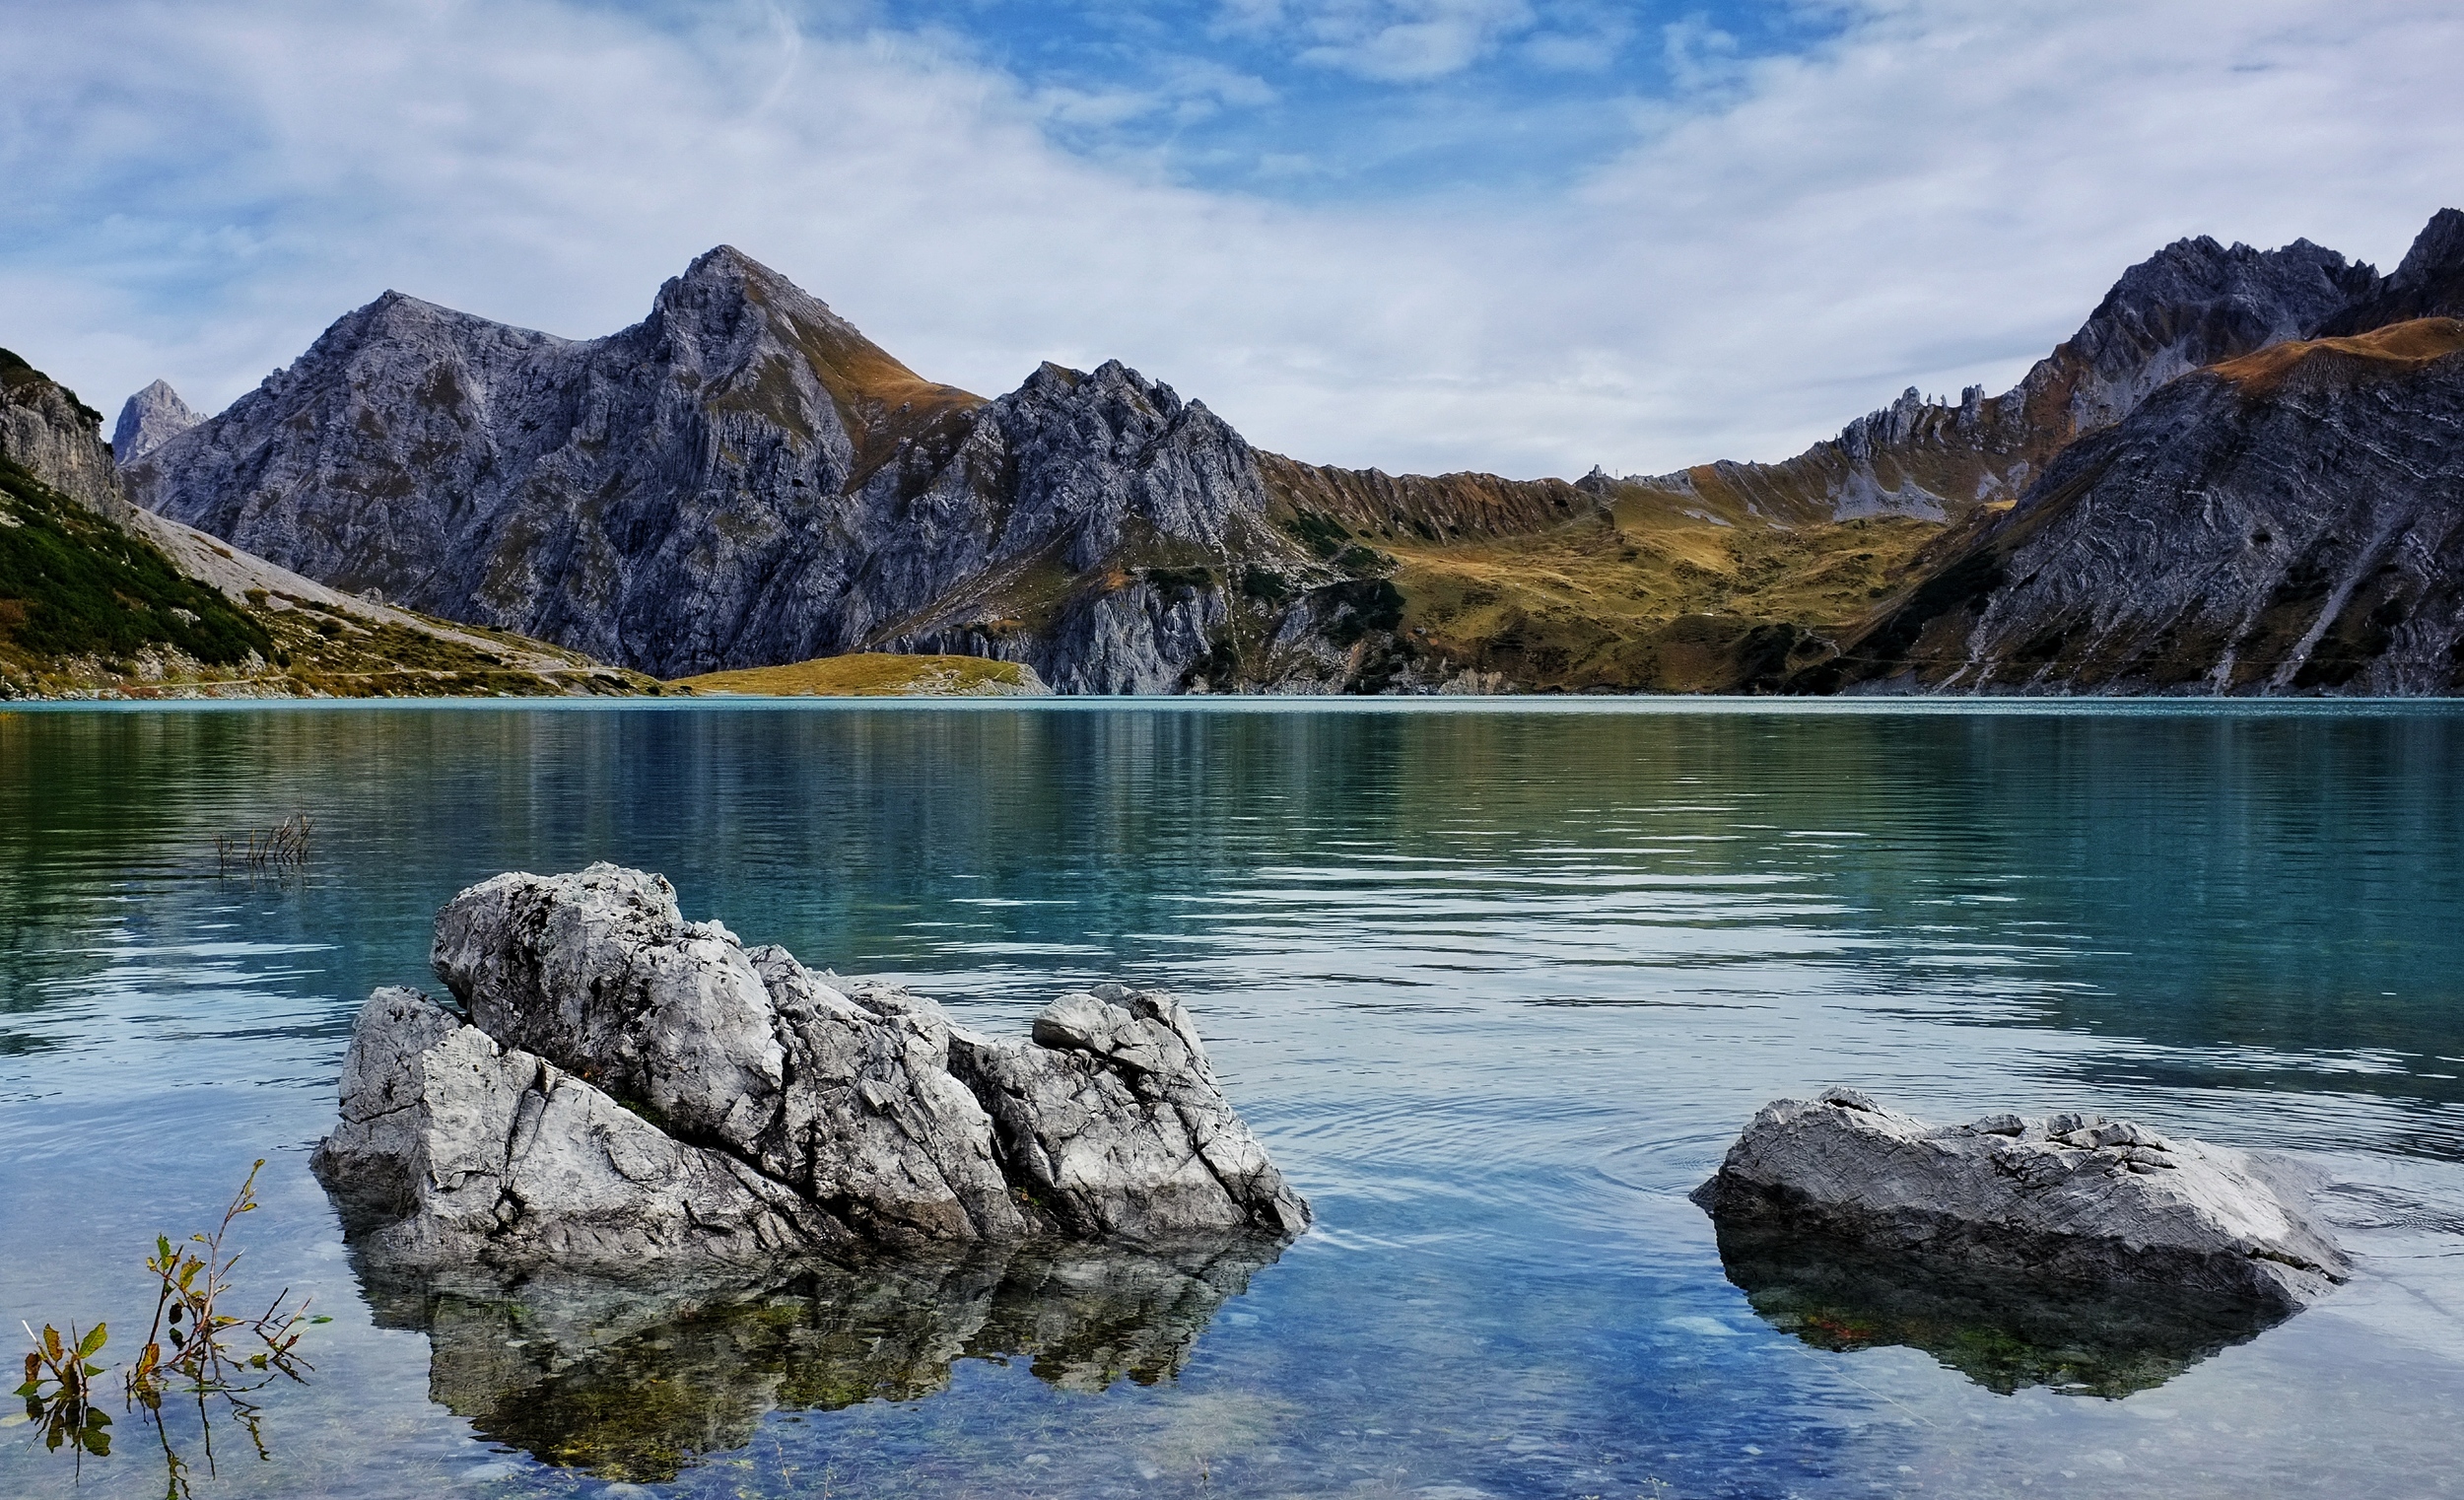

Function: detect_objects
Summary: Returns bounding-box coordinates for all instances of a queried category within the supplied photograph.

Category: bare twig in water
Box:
[215,813,311,876]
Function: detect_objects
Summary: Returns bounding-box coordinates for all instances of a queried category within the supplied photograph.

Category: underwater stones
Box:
[1692,1088,2349,1314]
[1710,1219,2297,1397]
[362,1235,1288,1481]
[312,863,1308,1273]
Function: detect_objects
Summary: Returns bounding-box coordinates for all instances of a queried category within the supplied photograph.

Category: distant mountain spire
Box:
[112,379,202,465]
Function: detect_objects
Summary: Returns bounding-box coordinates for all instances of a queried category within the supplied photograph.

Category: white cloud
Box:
[1,0,2459,483]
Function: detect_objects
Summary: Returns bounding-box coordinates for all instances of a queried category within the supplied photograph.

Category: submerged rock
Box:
[312,863,1309,1272]
[1712,1218,2296,1397]
[362,1235,1286,1481]
[1692,1089,2348,1314]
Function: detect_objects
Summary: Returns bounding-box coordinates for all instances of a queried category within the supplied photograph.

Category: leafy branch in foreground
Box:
[15,1160,330,1493]
[16,1320,111,1461]
[130,1160,320,1401]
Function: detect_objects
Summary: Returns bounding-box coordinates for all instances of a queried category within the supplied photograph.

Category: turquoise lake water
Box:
[1,701,2461,1498]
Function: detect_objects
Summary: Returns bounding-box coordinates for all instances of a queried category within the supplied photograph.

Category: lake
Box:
[2,700,2460,1498]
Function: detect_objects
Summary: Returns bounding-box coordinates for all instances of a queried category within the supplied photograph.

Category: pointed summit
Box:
[2318,208,2464,334]
[112,379,202,465]
[649,244,982,472]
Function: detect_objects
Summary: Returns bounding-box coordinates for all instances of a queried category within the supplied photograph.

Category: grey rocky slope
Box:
[1807,210,2464,695]
[311,863,1309,1273]
[132,247,1383,690]
[1694,1088,2348,1314]
[110,378,201,465]
[2,346,128,518]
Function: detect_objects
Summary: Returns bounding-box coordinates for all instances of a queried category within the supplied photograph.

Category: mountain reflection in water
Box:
[358,1234,1290,1481]
[1709,1219,2290,1398]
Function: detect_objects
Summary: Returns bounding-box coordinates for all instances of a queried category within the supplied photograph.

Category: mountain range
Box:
[0,349,658,699]
[13,208,2463,696]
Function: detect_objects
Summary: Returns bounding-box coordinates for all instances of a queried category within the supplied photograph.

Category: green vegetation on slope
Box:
[0,457,270,667]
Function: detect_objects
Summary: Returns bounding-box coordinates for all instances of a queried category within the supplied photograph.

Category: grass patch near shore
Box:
[671,652,1044,697]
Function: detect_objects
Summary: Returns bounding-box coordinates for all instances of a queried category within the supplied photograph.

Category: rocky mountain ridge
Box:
[118,207,2464,695]
[1807,311,2464,694]
[0,346,658,699]
[134,248,1356,690]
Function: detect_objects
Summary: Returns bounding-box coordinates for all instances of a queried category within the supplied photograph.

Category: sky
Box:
[2,0,2459,478]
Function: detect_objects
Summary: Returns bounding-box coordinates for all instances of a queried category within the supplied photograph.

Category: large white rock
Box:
[1692,1088,2349,1313]
[313,864,1308,1272]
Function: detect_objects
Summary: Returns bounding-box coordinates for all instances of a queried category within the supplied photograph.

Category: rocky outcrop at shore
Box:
[1693,1088,2348,1314]
[2,346,129,519]
[311,864,1309,1273]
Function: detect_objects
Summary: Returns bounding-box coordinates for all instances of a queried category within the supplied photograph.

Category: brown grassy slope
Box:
[737,264,986,484]
[1249,366,2083,691]
[2208,316,2464,394]
[671,652,1044,696]
[1258,453,1598,539]
[1380,500,1944,692]
[1255,451,1947,692]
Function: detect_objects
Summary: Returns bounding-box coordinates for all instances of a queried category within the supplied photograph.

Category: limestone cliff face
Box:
[132,247,1344,687]
[0,344,658,700]
[0,348,127,518]
[111,379,202,466]
[1806,209,2464,698]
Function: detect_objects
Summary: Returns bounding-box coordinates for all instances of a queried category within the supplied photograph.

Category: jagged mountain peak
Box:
[2388,207,2464,288]
[2071,233,2370,356]
[259,288,567,406]
[134,252,1296,685]
[650,244,983,456]
[112,379,202,465]
[2317,207,2464,335]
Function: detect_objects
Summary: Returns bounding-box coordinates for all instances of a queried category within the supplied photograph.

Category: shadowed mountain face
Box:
[361,1235,1287,1482]
[1811,212,2464,696]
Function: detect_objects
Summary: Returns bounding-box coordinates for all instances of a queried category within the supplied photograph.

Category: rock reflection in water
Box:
[360,1234,1289,1481]
[1710,1221,2293,1398]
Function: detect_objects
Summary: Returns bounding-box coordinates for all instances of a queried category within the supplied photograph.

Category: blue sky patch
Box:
[826,1,1846,199]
